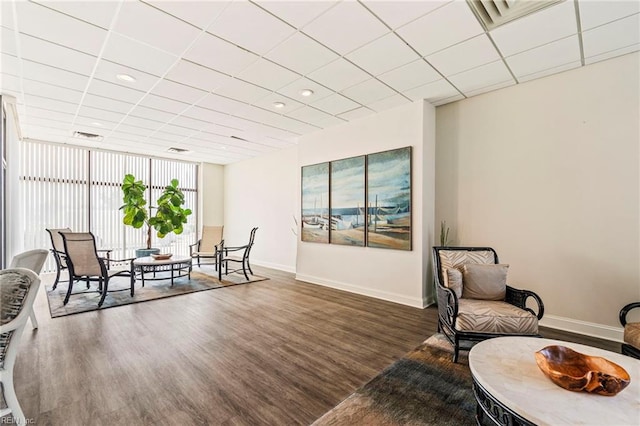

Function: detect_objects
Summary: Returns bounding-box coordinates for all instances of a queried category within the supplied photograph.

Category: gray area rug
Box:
[312,334,475,426]
[46,266,268,318]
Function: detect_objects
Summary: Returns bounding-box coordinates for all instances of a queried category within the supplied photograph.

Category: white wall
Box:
[200,162,224,227]
[296,101,435,307]
[223,146,298,272]
[436,52,640,341]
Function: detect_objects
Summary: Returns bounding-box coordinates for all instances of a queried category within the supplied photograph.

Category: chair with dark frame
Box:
[432,246,544,362]
[9,249,49,329]
[60,232,134,307]
[619,302,640,359]
[190,225,224,268]
[217,227,258,281]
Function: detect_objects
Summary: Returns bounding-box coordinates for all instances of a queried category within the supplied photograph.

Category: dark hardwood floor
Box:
[7,266,619,425]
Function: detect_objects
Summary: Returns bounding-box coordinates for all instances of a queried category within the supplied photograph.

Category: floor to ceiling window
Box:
[20,140,198,272]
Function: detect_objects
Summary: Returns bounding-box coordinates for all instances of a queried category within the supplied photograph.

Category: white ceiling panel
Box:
[19,34,96,76]
[87,79,147,104]
[262,114,319,134]
[16,1,107,56]
[165,59,230,91]
[207,2,296,55]
[145,0,231,30]
[506,35,580,78]
[579,1,640,31]
[253,93,305,114]
[1,54,19,77]
[78,106,126,123]
[114,1,201,56]
[184,32,259,76]
[114,124,154,137]
[2,1,14,28]
[25,95,77,115]
[518,60,581,83]
[74,116,119,131]
[182,106,237,128]
[82,94,134,114]
[22,60,89,91]
[277,78,334,103]
[584,44,640,65]
[377,59,441,92]
[431,94,464,106]
[449,60,514,94]
[236,58,299,91]
[397,1,484,56]
[27,106,75,123]
[427,34,501,76]
[367,94,411,112]
[25,116,71,131]
[310,93,360,115]
[2,26,17,56]
[303,1,389,55]
[286,106,336,127]
[120,115,164,131]
[582,14,640,59]
[153,131,187,143]
[307,59,370,92]
[102,32,178,77]
[255,0,338,29]
[93,60,160,92]
[362,0,451,29]
[32,0,120,29]
[109,131,151,143]
[151,79,207,104]
[169,115,209,131]
[265,32,339,75]
[403,79,460,102]
[160,123,200,138]
[215,79,273,104]
[341,78,396,105]
[490,1,577,56]
[128,105,176,123]
[0,73,20,93]
[22,79,83,104]
[197,93,254,116]
[338,107,375,121]
[138,93,190,115]
[346,33,420,76]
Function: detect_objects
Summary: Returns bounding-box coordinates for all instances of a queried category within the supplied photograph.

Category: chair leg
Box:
[130,275,135,297]
[242,260,249,280]
[30,309,38,329]
[98,278,108,307]
[247,259,253,275]
[452,337,460,363]
[3,372,27,425]
[52,266,61,290]
[86,277,90,289]
[63,278,74,305]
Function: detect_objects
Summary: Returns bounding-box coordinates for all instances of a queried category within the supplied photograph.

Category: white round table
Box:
[132,255,192,287]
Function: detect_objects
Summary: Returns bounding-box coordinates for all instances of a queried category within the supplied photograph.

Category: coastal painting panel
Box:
[367,147,412,250]
[330,156,365,246]
[301,162,329,243]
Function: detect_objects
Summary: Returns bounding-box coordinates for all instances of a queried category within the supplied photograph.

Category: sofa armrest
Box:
[620,302,640,326]
[505,286,544,320]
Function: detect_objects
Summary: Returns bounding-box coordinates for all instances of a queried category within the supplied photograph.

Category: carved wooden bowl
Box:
[151,253,173,260]
[535,345,630,396]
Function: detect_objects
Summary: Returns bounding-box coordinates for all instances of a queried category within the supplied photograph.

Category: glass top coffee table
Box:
[132,255,192,287]
[469,336,639,426]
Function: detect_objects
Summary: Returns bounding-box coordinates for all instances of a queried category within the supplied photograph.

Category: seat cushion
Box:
[624,322,640,349]
[455,299,538,334]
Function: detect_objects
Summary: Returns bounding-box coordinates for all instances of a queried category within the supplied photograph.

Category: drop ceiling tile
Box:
[120,115,164,131]
[207,2,296,55]
[22,60,89,91]
[2,27,16,56]
[26,116,71,131]
[463,79,516,98]
[448,60,513,94]
[154,131,187,143]
[102,32,177,77]
[490,1,577,56]
[367,94,410,112]
[310,93,360,115]
[277,78,333,103]
[518,60,581,83]
[115,124,154,137]
[265,33,339,75]
[196,93,253,116]
[341,79,395,105]
[166,59,231,91]
[261,115,319,134]
[182,106,235,127]
[431,94,464,106]
[32,0,120,29]
[253,93,305,114]
[16,1,107,55]
[0,73,20,93]
[2,1,14,28]
[236,59,299,91]
[74,115,119,131]
[83,94,134,114]
[184,32,259,76]
[254,0,338,29]
[169,115,209,131]
[145,0,231,30]
[302,1,389,55]
[579,1,640,30]
[582,14,640,59]
[427,34,501,76]
[307,59,370,92]
[286,105,332,125]
[403,79,460,102]
[377,59,441,92]
[110,131,150,143]
[396,1,483,56]
[129,105,175,123]
[93,60,160,92]
[78,106,126,123]
[138,94,190,115]
[161,123,199,137]
[27,106,75,123]
[199,123,237,137]
[19,34,96,76]
[506,35,580,78]
[584,44,640,65]
[25,95,78,114]
[87,79,147,104]
[346,33,420,75]
[22,79,83,104]
[338,107,375,121]
[362,0,450,29]
[215,79,273,104]
[151,79,207,104]
[1,54,19,77]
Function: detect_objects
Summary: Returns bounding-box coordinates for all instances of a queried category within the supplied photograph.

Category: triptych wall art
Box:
[301,146,411,251]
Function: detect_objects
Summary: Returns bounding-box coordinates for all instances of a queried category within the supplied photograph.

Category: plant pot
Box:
[135,248,161,258]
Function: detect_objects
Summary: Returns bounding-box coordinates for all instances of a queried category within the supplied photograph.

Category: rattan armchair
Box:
[620,302,640,359]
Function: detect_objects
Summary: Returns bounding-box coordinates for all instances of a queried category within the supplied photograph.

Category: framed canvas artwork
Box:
[301,162,329,243]
[330,156,365,246]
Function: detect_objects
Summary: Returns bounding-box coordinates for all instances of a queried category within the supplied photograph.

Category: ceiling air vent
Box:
[167,147,192,154]
[73,131,103,142]
[467,0,563,31]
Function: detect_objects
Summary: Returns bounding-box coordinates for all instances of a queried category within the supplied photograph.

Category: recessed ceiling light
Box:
[300,89,314,97]
[273,102,286,109]
[116,74,136,83]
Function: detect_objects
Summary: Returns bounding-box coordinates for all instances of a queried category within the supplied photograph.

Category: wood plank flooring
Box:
[6,266,619,425]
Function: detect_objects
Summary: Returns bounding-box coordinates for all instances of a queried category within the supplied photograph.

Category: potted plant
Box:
[120,174,192,257]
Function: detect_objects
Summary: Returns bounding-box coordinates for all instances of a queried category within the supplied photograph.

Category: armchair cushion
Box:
[456,299,538,334]
[445,268,463,299]
[462,264,508,300]
[624,322,640,350]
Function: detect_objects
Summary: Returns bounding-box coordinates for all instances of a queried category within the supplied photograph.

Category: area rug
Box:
[312,334,475,426]
[46,267,268,318]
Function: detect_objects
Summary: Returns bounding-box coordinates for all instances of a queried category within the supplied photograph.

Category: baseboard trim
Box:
[540,314,624,343]
[295,273,426,308]
[252,260,296,274]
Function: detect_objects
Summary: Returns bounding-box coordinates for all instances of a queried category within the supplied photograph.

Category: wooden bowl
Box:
[151,253,173,260]
[535,345,630,396]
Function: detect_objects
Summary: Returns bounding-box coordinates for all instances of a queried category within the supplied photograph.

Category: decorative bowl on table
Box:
[151,253,173,260]
[535,345,630,396]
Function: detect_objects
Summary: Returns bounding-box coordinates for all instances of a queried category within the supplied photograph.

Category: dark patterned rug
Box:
[312,334,475,426]
[46,266,268,318]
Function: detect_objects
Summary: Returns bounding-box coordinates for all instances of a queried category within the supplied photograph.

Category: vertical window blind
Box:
[20,140,198,272]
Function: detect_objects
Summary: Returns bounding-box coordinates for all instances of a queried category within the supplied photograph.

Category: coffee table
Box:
[469,336,640,426]
[132,255,192,287]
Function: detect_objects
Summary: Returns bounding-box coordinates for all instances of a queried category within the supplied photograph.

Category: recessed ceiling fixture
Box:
[273,102,286,109]
[167,147,191,154]
[73,131,103,142]
[300,89,314,97]
[466,0,562,30]
[116,73,136,83]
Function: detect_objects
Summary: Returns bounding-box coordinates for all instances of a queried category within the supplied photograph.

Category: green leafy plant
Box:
[440,220,451,246]
[120,174,192,249]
